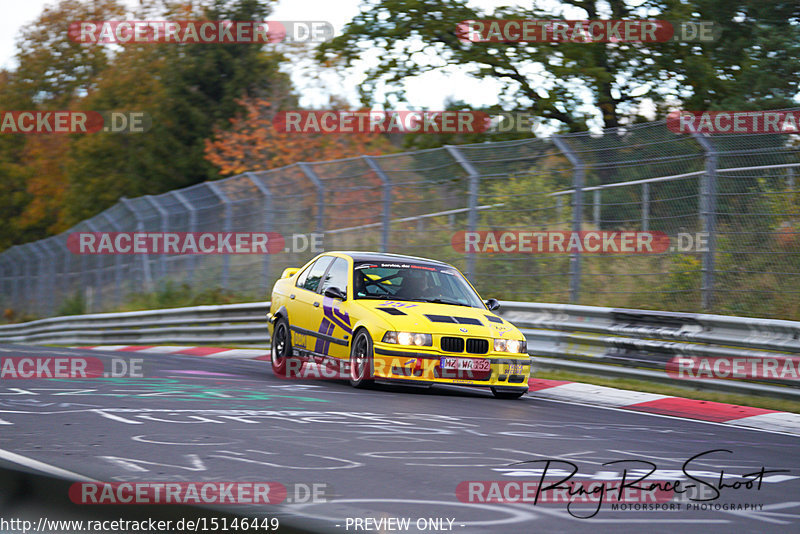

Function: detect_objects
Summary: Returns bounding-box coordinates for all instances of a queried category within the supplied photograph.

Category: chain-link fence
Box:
[1,115,799,320]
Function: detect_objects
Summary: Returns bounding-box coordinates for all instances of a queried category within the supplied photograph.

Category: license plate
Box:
[440,357,491,372]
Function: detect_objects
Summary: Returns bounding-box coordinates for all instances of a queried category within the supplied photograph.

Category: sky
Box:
[0,0,549,112]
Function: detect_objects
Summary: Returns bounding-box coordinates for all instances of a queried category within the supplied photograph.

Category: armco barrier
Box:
[502,302,800,399]
[1,301,799,398]
[0,302,270,346]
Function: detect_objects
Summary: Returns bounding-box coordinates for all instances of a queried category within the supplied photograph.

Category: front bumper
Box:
[372,345,531,388]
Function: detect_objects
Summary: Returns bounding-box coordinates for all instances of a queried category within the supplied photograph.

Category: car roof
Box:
[327,251,451,267]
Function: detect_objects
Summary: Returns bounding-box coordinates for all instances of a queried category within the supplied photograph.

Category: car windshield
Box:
[353,261,485,308]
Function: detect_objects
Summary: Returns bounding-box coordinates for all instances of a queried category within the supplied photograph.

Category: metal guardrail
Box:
[1,301,798,399]
[501,302,800,400]
[0,302,270,346]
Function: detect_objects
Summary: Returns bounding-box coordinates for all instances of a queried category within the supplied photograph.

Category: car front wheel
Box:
[349,330,374,388]
[271,316,292,378]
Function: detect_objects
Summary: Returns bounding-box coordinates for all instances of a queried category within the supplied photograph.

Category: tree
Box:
[205,96,393,174]
[8,0,124,108]
[318,0,800,135]
[61,0,295,224]
[205,95,397,229]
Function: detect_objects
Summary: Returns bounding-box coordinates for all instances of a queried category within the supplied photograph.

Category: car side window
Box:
[295,264,312,289]
[299,256,333,293]
[320,257,348,295]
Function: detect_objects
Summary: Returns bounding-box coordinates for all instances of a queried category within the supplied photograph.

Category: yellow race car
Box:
[266,252,530,399]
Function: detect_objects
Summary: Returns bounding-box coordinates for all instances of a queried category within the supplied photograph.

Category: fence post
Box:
[120,198,152,292]
[43,239,58,316]
[297,163,326,234]
[445,145,480,279]
[0,256,6,310]
[593,189,601,228]
[143,195,169,282]
[246,172,274,292]
[53,236,72,315]
[32,242,55,316]
[0,256,10,312]
[100,212,125,306]
[642,182,650,232]
[83,219,103,312]
[43,239,60,316]
[9,247,25,314]
[362,156,392,252]
[172,191,197,286]
[204,182,232,290]
[692,132,718,311]
[552,135,584,303]
[9,247,21,310]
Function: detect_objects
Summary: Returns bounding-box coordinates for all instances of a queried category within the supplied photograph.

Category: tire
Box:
[491,387,526,399]
[349,329,375,388]
[271,316,292,378]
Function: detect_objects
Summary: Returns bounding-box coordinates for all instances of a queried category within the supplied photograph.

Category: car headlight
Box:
[494,338,527,353]
[382,331,432,346]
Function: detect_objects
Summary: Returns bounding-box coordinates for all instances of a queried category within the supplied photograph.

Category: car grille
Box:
[440,336,465,352]
[466,338,489,354]
[440,337,488,354]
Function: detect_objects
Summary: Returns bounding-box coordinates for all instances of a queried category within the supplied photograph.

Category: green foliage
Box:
[0,0,295,234]
[8,0,124,108]
[123,281,249,311]
[57,290,86,316]
[661,253,702,294]
[62,0,294,225]
[319,0,800,140]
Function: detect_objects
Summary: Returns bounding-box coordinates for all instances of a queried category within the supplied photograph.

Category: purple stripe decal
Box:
[323,297,352,334]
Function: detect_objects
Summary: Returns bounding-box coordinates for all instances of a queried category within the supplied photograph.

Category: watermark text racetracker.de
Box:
[67,232,324,254]
[70,481,331,505]
[0,111,150,134]
[668,110,800,134]
[273,110,540,135]
[0,356,143,379]
[456,19,718,43]
[667,355,800,380]
[1,517,281,534]
[451,231,711,254]
[69,20,334,44]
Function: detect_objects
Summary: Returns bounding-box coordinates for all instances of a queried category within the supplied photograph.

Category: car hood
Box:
[355,300,520,339]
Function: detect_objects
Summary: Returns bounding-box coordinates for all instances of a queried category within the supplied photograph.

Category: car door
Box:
[290,255,333,353]
[317,256,354,362]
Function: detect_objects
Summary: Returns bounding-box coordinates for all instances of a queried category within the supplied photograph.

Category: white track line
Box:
[0,447,98,481]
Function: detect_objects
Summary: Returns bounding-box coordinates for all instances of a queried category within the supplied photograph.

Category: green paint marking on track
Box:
[42,377,330,403]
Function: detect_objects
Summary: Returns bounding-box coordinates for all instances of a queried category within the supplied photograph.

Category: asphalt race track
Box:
[0,344,798,533]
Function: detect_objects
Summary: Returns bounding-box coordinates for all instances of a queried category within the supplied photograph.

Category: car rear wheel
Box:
[491,387,526,399]
[349,330,374,388]
[271,316,292,378]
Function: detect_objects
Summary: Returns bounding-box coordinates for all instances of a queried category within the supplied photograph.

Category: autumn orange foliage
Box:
[204,97,403,229]
[18,134,71,234]
[205,97,392,175]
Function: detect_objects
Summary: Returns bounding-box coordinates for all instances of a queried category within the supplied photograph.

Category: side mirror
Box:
[324,286,347,300]
[484,298,500,311]
[280,267,300,279]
